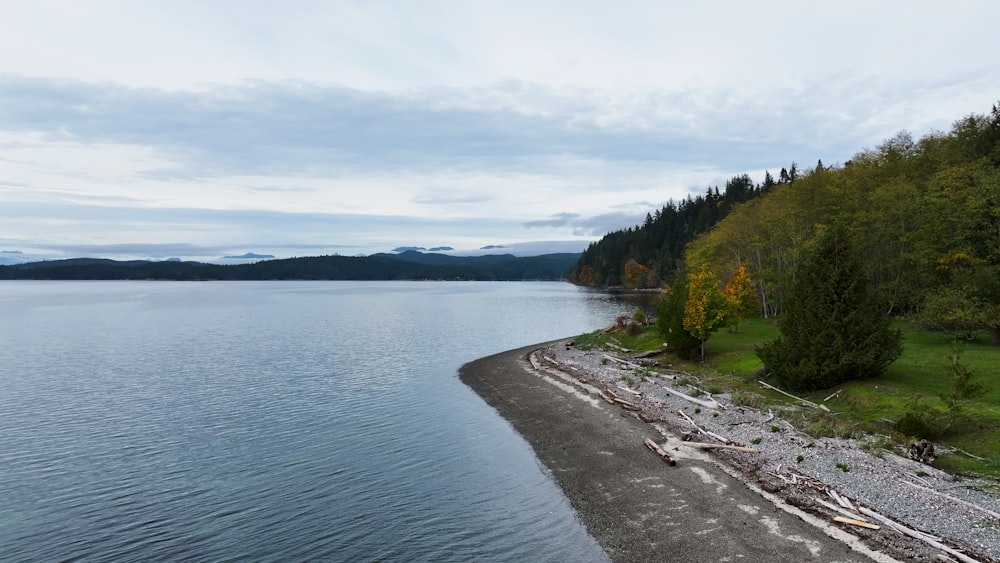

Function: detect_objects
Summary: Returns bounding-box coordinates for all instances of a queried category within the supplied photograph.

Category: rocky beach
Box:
[460,339,1000,563]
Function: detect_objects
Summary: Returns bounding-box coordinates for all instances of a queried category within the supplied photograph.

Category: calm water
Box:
[0,281,638,562]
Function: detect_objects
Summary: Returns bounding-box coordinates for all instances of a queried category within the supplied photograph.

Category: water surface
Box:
[0,281,634,561]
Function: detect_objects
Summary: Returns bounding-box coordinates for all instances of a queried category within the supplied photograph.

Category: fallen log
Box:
[815,498,867,523]
[759,381,831,412]
[664,386,722,409]
[678,410,730,443]
[681,441,759,453]
[613,397,641,411]
[856,506,980,563]
[833,516,881,530]
[829,489,857,512]
[632,346,669,359]
[602,353,645,370]
[644,438,676,466]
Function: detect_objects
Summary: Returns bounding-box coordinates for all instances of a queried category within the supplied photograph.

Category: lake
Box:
[0,281,641,561]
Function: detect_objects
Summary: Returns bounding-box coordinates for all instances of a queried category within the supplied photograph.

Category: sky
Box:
[1,1,999,263]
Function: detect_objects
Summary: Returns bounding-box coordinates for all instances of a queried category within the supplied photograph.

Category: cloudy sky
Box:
[1,1,998,262]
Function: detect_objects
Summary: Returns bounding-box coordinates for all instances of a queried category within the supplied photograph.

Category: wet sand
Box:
[459,343,887,563]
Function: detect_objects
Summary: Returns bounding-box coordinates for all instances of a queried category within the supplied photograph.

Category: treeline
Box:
[685,103,1000,327]
[0,251,582,281]
[569,169,793,287]
[580,102,1000,343]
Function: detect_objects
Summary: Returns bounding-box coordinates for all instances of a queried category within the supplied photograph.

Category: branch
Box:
[644,438,676,466]
[758,381,831,411]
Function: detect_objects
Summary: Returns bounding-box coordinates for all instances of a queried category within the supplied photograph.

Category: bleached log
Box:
[529,352,543,370]
[616,384,643,396]
[823,389,843,402]
[678,410,730,443]
[857,506,980,563]
[815,498,867,523]
[829,490,858,512]
[644,438,676,466]
[681,442,759,453]
[603,354,643,370]
[834,516,881,530]
[758,381,831,412]
[664,386,722,409]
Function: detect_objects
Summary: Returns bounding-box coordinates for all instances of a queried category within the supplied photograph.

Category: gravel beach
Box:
[460,340,1000,563]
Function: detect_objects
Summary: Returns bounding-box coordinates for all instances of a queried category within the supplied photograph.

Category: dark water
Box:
[0,281,636,562]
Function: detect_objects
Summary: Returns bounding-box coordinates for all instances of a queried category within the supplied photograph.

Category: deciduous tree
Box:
[723,263,756,331]
[683,264,729,360]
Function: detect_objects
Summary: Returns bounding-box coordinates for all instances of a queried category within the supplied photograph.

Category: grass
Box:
[577,317,1000,479]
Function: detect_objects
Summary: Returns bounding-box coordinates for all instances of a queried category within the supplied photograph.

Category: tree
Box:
[623,259,649,289]
[683,264,730,360]
[723,263,756,331]
[756,224,902,391]
[656,275,702,360]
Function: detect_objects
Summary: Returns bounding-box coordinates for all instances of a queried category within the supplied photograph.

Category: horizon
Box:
[2,2,999,262]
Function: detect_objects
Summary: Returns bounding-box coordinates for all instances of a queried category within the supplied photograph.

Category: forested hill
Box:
[570,170,792,287]
[684,103,1000,321]
[0,251,581,281]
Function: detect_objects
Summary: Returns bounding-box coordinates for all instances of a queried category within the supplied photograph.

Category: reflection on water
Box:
[0,281,626,562]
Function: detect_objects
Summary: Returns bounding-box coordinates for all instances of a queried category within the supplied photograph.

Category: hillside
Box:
[0,252,581,281]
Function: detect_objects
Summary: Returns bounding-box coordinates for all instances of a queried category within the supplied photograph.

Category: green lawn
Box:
[579,317,1000,480]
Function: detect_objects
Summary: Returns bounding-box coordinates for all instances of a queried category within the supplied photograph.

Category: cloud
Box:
[523,212,581,228]
[524,210,647,237]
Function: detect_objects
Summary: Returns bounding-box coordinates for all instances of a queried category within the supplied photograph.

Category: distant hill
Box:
[0,252,582,281]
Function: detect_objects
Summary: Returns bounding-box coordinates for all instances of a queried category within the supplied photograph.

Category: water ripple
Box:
[0,281,629,562]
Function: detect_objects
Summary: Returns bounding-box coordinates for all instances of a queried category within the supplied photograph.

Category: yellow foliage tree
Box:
[683,264,729,359]
[623,259,649,289]
[723,263,756,332]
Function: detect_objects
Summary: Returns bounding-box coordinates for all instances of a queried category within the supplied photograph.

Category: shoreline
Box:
[460,342,895,563]
[460,339,999,563]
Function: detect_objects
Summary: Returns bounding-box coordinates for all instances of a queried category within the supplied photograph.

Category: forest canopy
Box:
[574,102,1000,343]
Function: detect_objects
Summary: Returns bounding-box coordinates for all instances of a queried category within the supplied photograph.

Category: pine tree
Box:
[756,224,902,391]
[657,273,702,360]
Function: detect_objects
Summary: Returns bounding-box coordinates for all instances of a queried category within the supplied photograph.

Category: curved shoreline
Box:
[459,341,889,563]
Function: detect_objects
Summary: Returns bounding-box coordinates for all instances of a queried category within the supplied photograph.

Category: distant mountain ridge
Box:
[0,252,581,281]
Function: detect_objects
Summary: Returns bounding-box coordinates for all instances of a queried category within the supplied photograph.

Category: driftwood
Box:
[644,438,676,466]
[613,397,641,411]
[664,386,722,409]
[632,346,669,359]
[833,516,881,530]
[823,389,843,402]
[681,441,759,453]
[615,384,643,396]
[829,490,858,512]
[603,354,643,370]
[814,498,868,523]
[856,506,981,563]
[678,410,730,443]
[758,381,831,412]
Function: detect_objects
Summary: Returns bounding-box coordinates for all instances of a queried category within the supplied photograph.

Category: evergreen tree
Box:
[656,272,702,360]
[756,223,902,391]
